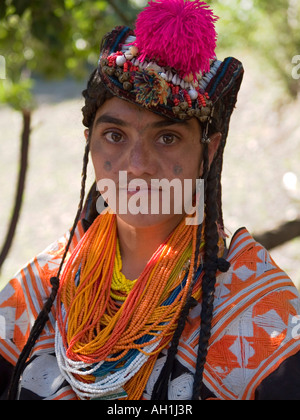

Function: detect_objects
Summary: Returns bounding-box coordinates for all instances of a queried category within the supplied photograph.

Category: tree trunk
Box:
[0,109,31,272]
[253,219,300,250]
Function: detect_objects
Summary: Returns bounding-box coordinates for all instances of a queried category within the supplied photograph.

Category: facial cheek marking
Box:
[173,164,183,176]
[104,161,112,172]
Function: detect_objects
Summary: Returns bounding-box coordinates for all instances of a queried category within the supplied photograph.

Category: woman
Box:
[1,0,300,400]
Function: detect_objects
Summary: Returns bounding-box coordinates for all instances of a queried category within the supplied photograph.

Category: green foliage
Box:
[0,78,35,111]
[207,0,300,97]
[0,0,141,110]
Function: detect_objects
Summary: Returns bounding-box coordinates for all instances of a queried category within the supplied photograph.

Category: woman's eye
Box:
[158,134,177,145]
[105,131,123,143]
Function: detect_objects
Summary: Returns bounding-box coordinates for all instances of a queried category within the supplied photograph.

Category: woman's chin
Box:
[115,212,185,230]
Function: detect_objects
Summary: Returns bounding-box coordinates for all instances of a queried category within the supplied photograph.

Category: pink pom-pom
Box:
[134,0,218,77]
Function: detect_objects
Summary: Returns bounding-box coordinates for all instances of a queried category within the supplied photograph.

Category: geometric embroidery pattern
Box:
[144,229,300,400]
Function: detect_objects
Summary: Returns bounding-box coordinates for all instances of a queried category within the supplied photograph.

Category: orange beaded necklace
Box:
[55,212,204,400]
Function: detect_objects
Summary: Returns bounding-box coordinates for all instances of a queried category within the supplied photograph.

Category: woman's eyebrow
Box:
[94,113,188,129]
[94,114,127,127]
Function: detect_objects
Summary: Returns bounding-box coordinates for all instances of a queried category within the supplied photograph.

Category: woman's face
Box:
[89,96,203,228]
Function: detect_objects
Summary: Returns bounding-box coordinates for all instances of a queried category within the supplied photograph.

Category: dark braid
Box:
[192,125,230,400]
[82,69,113,129]
[7,137,91,400]
[192,155,220,399]
[151,222,203,400]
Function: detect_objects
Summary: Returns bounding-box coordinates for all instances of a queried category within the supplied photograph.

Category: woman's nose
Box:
[127,140,156,177]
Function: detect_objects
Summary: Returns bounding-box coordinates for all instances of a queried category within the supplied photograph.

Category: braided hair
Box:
[7,66,230,399]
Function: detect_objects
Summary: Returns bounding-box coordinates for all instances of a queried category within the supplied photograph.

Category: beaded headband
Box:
[98,0,244,137]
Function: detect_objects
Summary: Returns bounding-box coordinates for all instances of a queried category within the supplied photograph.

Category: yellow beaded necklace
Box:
[110,240,138,301]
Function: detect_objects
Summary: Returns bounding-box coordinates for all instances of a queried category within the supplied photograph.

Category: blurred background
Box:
[0,0,300,290]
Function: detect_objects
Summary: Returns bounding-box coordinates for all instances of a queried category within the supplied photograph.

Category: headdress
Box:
[98,0,244,143]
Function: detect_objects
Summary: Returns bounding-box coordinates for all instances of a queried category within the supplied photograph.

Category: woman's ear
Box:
[84,129,89,141]
[199,132,222,177]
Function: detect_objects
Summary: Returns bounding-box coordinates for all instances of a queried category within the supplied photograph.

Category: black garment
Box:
[0,355,13,400]
[255,351,300,400]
